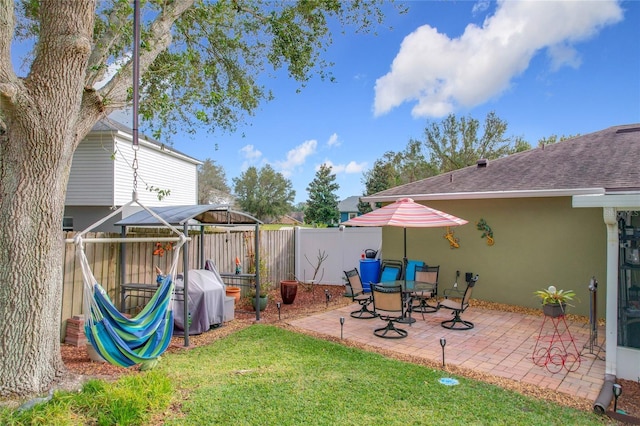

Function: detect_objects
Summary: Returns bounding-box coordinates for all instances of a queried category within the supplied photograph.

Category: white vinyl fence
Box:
[294,227,382,285]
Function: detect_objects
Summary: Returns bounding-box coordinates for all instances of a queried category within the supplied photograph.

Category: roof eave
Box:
[362,188,606,203]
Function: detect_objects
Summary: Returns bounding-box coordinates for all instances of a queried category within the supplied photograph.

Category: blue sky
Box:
[171,0,638,204]
[29,1,640,205]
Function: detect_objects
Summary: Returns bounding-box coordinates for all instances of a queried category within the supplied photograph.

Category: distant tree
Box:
[198,159,232,204]
[537,134,579,147]
[305,164,340,226]
[421,111,519,172]
[359,158,395,214]
[233,165,295,221]
[291,202,307,212]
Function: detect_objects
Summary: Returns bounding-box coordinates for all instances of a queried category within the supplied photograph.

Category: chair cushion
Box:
[380,266,401,282]
[405,260,424,281]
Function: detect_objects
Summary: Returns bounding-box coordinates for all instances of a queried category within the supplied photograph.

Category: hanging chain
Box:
[132,143,139,193]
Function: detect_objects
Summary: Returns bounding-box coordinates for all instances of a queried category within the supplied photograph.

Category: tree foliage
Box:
[198,158,232,204]
[0,0,394,396]
[421,111,523,172]
[232,164,295,221]
[305,163,339,226]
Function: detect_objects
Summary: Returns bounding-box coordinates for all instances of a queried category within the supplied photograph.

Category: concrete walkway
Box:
[290,303,606,402]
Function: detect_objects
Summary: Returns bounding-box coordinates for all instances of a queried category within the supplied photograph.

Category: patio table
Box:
[379,280,433,324]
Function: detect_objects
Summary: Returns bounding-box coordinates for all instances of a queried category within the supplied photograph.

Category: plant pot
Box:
[253,295,268,311]
[226,286,241,304]
[280,280,298,304]
[543,303,566,318]
[86,344,106,363]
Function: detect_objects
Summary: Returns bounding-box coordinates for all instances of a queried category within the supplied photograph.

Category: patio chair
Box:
[437,274,479,330]
[410,265,439,318]
[344,269,377,319]
[371,284,408,339]
[379,259,403,282]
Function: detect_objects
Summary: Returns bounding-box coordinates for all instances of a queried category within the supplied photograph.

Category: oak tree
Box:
[0,0,390,395]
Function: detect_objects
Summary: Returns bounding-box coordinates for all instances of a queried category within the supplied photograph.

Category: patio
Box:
[290,302,606,403]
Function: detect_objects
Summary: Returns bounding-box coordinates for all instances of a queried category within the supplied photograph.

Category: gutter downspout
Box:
[593,207,619,413]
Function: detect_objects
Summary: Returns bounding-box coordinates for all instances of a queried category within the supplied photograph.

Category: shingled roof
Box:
[364,124,640,202]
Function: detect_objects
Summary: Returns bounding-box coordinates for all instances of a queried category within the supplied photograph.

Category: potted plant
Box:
[534,285,576,317]
[247,256,271,311]
[248,288,268,311]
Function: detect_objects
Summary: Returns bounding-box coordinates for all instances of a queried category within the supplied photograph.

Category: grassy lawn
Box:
[1,325,611,425]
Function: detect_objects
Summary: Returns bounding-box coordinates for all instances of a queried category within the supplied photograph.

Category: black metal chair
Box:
[410,265,439,318]
[371,284,408,339]
[437,274,479,330]
[344,269,377,319]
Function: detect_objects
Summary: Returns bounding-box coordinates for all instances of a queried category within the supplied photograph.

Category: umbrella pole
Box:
[403,227,408,282]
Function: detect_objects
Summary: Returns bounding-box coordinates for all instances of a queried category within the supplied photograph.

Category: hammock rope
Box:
[74,196,188,367]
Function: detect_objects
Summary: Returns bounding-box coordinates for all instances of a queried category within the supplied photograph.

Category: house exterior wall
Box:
[380,197,606,318]
[65,134,115,206]
[64,128,200,232]
[113,137,198,207]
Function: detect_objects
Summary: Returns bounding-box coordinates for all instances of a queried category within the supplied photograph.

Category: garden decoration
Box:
[476,218,494,246]
[534,285,576,317]
[532,285,581,373]
[153,242,174,256]
[443,227,460,249]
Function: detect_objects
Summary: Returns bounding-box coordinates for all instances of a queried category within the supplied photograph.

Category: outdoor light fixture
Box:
[613,383,622,413]
[340,317,345,339]
[276,302,281,321]
[440,337,447,367]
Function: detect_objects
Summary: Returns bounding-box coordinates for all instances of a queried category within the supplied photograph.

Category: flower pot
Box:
[253,295,268,311]
[543,303,566,318]
[86,344,106,363]
[226,286,241,304]
[280,280,298,304]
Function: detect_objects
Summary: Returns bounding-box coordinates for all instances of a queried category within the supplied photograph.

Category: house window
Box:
[62,217,74,232]
[348,212,357,219]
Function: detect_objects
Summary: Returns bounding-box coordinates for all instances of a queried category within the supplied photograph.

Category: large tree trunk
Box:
[0,1,97,396]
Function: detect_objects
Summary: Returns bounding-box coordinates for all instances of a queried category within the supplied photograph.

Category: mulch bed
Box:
[57,284,639,422]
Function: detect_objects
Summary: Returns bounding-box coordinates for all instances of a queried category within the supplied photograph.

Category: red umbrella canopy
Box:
[341,198,468,228]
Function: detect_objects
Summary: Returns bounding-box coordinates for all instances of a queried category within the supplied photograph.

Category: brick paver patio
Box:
[290,303,606,402]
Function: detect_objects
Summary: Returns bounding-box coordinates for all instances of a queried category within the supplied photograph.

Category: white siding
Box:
[113,137,199,206]
[65,135,115,205]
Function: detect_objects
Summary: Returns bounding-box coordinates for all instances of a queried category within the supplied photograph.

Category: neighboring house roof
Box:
[338,196,361,212]
[364,124,640,202]
[93,118,202,166]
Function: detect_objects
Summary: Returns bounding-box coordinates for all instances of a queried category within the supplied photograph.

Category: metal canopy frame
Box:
[115,205,262,346]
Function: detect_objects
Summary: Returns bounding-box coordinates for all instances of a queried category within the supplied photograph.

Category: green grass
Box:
[0,325,611,425]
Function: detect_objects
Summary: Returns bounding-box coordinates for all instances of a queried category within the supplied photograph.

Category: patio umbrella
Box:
[341,198,468,274]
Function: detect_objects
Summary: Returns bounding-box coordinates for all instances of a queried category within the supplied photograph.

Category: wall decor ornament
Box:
[476,218,494,246]
[443,227,460,249]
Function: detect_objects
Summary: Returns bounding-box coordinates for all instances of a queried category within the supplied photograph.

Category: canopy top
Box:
[115,205,262,227]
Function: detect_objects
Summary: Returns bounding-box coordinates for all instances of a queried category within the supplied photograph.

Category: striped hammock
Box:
[76,235,185,367]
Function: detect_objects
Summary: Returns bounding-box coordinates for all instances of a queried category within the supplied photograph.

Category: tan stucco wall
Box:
[380,197,606,318]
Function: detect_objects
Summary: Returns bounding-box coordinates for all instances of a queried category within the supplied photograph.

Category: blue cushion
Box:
[405,260,424,281]
[380,266,401,282]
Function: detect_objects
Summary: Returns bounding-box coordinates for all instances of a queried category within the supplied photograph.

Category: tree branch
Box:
[95,0,195,111]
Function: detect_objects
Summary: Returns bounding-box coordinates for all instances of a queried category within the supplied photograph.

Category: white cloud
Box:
[320,160,367,175]
[94,53,131,90]
[239,144,263,170]
[472,0,491,15]
[327,133,340,147]
[373,0,623,118]
[240,144,262,160]
[274,139,317,177]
